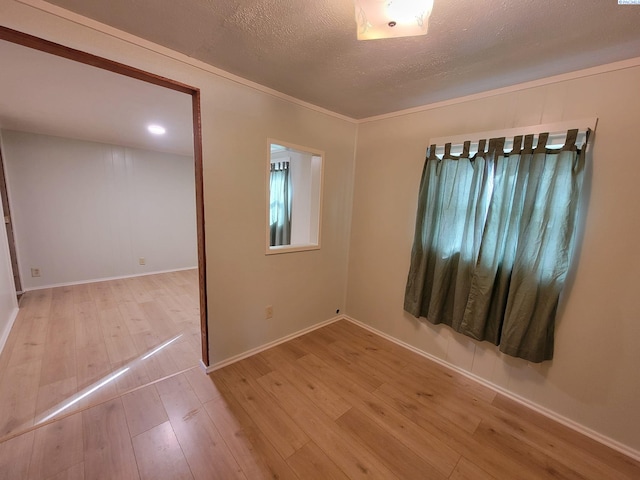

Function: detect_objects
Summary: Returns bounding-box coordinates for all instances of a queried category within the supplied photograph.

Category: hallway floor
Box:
[0,270,201,439]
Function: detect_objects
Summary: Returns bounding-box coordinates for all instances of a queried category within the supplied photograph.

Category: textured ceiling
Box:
[33,1,640,119]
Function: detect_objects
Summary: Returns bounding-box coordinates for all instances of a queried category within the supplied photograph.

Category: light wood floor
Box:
[1,313,639,479]
[0,270,201,439]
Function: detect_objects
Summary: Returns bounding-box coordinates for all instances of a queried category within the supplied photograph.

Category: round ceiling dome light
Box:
[147,124,166,135]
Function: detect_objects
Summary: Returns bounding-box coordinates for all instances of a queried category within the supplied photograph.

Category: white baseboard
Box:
[0,307,20,357]
[22,267,198,292]
[198,359,208,373]
[202,315,343,374]
[343,315,640,463]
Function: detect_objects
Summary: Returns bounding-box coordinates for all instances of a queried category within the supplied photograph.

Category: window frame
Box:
[265,138,324,255]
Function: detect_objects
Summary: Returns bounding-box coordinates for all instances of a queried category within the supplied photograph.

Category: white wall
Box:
[309,155,322,243]
[204,83,356,363]
[347,65,640,453]
[290,151,312,245]
[1,130,197,289]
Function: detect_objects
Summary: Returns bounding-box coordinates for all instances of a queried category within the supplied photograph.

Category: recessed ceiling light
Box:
[147,124,166,135]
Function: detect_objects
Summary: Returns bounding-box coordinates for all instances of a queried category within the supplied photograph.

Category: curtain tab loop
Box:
[535,132,549,153]
[488,137,506,158]
[523,134,534,153]
[477,139,486,157]
[462,141,471,158]
[487,138,496,157]
[512,135,523,154]
[563,129,578,150]
[427,144,438,160]
[444,143,452,158]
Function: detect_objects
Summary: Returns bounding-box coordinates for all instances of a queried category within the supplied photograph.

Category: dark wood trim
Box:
[0,25,210,366]
[0,147,21,294]
[0,26,195,95]
[192,91,209,366]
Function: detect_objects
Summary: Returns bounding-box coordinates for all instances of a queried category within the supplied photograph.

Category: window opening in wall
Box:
[267,140,323,254]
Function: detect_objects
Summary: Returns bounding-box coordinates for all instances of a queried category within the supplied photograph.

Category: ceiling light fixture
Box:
[147,124,166,135]
[355,0,434,41]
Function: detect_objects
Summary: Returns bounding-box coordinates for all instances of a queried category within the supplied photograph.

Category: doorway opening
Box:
[0,27,209,366]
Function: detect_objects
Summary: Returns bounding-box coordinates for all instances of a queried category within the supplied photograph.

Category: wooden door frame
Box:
[0,146,21,295]
[0,26,210,366]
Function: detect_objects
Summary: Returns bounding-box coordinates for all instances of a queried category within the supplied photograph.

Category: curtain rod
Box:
[428,117,598,157]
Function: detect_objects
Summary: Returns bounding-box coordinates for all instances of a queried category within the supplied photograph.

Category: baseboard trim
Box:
[343,315,640,463]
[22,267,198,292]
[203,315,343,374]
[0,307,20,357]
[198,359,208,373]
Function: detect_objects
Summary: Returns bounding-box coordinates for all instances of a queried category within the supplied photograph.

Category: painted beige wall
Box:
[347,66,640,452]
[203,86,356,362]
[0,1,356,363]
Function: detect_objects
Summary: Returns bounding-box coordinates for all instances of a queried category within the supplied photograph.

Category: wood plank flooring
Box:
[0,270,201,438]
[1,277,639,478]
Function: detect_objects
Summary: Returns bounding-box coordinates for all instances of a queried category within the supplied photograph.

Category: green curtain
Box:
[404,130,586,362]
[270,162,291,246]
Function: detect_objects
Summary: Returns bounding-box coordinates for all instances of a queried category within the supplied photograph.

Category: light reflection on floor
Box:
[34,333,184,426]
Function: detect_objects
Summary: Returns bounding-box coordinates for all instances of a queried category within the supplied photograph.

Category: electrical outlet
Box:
[265,305,273,319]
[139,257,146,265]
[31,268,41,277]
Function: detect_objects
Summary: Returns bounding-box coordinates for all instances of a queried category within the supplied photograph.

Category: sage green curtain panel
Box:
[269,161,291,246]
[404,130,587,362]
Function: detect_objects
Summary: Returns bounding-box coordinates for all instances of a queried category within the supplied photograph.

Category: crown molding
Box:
[359,56,640,123]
